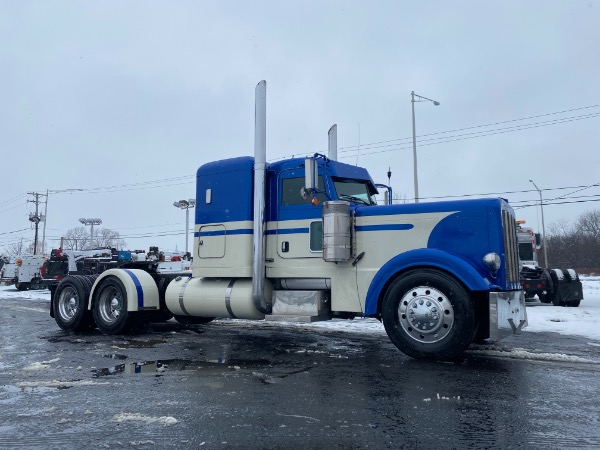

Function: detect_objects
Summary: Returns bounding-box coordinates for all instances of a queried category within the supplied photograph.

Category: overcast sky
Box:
[1,1,599,254]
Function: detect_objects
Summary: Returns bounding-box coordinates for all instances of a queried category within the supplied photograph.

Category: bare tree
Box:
[26,241,48,255]
[93,228,126,250]
[63,227,90,250]
[62,227,126,250]
[547,209,600,271]
[4,240,27,256]
[575,210,600,239]
[547,218,573,238]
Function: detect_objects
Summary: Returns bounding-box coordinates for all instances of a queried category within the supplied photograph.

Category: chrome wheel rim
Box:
[397,286,454,343]
[97,286,124,325]
[57,286,79,321]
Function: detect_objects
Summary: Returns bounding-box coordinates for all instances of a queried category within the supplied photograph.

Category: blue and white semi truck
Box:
[50,81,526,360]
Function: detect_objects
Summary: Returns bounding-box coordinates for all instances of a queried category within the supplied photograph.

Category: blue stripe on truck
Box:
[123,269,144,308]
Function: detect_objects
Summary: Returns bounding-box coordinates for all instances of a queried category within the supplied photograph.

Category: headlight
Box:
[483,252,501,271]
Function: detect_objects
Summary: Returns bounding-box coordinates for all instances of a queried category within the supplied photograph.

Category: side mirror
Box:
[304,158,317,192]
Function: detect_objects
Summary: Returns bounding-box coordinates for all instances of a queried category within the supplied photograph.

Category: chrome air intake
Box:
[322,201,351,262]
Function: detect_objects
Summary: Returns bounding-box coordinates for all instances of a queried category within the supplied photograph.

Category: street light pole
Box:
[529,179,549,268]
[79,218,102,249]
[411,91,440,203]
[173,199,196,255]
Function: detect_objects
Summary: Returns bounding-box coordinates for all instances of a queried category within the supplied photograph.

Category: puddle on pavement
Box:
[93,359,227,378]
[92,357,273,378]
[109,339,167,349]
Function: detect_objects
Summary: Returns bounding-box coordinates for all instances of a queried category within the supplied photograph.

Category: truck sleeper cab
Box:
[165,153,526,361]
[49,81,526,361]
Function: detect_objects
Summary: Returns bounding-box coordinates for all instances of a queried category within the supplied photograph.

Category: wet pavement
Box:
[2,293,600,449]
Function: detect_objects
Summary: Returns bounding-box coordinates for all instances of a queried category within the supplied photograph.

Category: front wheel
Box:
[381,269,475,361]
[92,276,138,335]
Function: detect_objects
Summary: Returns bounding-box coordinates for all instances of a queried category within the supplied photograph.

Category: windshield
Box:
[332,177,376,205]
[518,242,534,261]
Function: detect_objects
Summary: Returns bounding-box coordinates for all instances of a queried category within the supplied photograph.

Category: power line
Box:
[0,193,27,208]
[337,112,600,159]
[337,104,600,151]
[275,104,600,160]
[0,228,29,236]
[336,111,600,155]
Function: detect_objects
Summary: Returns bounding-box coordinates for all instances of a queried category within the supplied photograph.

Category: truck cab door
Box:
[275,168,326,259]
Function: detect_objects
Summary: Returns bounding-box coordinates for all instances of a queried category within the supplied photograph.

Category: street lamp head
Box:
[433,101,440,106]
[174,199,195,209]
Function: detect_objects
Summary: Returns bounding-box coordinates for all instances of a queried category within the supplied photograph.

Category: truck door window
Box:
[282,177,326,206]
[309,220,323,252]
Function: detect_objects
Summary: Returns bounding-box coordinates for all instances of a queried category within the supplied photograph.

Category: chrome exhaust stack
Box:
[251,80,271,314]
[328,124,337,161]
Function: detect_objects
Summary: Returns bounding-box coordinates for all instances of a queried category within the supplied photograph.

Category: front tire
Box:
[381,269,475,361]
[92,276,138,334]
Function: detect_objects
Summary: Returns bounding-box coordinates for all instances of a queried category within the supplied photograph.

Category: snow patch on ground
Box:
[468,346,594,363]
[16,380,110,388]
[113,412,178,426]
[2,276,600,342]
[22,358,60,371]
[0,285,50,301]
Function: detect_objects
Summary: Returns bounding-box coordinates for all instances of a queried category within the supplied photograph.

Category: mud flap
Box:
[488,290,528,342]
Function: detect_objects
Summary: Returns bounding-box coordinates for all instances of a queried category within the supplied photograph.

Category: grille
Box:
[502,209,520,285]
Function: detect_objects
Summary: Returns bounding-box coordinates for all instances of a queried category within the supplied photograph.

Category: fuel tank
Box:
[165,277,271,320]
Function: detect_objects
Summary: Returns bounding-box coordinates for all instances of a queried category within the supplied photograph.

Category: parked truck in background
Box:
[49,81,526,361]
[14,255,48,290]
[517,221,583,306]
[0,256,17,286]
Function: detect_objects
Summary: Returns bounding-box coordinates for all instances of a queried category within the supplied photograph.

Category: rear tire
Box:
[549,269,566,306]
[381,269,475,361]
[16,282,29,291]
[92,276,138,335]
[53,275,96,331]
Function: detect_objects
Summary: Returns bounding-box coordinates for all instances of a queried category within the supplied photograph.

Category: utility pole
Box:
[27,192,46,255]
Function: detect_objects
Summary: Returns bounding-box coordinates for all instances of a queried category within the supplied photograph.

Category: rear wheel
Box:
[53,275,96,331]
[381,269,475,361]
[16,282,29,291]
[92,276,138,334]
[549,269,566,306]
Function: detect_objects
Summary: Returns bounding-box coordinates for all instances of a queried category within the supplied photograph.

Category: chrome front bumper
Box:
[488,290,528,342]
